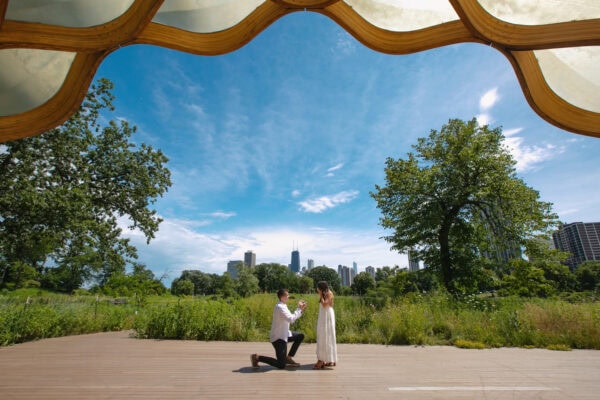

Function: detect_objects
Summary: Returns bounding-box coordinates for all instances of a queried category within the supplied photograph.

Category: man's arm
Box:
[276,302,303,324]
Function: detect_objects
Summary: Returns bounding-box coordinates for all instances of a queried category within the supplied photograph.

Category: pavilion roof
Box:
[1,0,599,141]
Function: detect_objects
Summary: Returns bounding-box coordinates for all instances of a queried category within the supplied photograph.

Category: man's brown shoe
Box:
[286,357,300,367]
[250,354,259,369]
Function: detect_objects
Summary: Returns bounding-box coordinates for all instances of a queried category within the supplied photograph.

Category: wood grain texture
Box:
[0,331,599,400]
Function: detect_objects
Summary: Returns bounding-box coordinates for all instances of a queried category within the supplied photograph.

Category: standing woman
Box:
[314,281,337,369]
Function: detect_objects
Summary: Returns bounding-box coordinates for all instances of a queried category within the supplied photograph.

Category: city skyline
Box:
[228,247,369,275]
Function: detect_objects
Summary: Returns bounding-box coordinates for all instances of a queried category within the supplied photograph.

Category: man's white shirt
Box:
[269,301,303,342]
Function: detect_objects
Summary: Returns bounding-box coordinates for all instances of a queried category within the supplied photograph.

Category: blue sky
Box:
[95,12,600,284]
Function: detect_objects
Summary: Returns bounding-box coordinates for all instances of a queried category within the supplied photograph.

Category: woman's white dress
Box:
[316,302,337,363]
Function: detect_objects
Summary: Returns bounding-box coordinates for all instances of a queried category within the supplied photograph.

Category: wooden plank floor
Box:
[1,331,599,399]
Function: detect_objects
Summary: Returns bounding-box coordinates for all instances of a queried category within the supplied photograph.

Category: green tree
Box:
[371,118,557,292]
[296,275,314,294]
[235,266,260,297]
[216,273,237,298]
[100,263,166,297]
[305,266,341,292]
[351,271,376,295]
[171,279,194,296]
[499,259,554,297]
[524,236,574,292]
[575,261,600,291]
[175,270,218,295]
[254,263,290,292]
[0,78,171,291]
[388,270,418,296]
[374,266,400,282]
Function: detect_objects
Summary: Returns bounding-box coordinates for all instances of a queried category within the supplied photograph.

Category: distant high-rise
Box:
[307,259,314,270]
[408,249,420,272]
[338,265,354,287]
[352,262,358,276]
[553,222,600,270]
[290,249,300,273]
[244,250,256,268]
[227,260,243,279]
[366,266,375,279]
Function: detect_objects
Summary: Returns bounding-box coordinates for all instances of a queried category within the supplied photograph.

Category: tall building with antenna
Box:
[290,242,300,273]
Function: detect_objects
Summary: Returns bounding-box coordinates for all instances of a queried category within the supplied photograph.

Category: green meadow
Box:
[1,289,599,350]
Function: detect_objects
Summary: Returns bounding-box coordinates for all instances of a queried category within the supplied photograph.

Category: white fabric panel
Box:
[0,49,75,116]
[344,0,458,31]
[5,0,135,27]
[153,0,265,33]
[478,0,600,25]
[536,47,600,113]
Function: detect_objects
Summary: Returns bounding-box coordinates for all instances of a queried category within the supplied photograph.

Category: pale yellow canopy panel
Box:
[0,0,598,142]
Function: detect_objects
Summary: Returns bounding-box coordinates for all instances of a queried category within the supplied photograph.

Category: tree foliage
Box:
[575,261,600,292]
[351,271,376,295]
[305,266,341,293]
[371,118,557,293]
[0,78,171,291]
[235,266,260,297]
[499,259,555,297]
[170,270,220,296]
[254,263,291,292]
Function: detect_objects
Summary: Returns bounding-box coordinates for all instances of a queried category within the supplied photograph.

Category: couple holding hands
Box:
[250,281,337,370]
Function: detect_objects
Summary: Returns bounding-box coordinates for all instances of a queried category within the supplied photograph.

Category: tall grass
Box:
[0,289,136,346]
[2,289,599,349]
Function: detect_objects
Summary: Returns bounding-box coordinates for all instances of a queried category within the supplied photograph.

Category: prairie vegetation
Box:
[2,289,598,350]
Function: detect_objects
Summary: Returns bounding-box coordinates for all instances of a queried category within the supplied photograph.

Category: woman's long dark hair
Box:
[317,281,331,303]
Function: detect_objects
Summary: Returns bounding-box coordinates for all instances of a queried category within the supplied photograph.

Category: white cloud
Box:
[298,190,359,213]
[291,190,301,197]
[327,163,344,172]
[503,135,564,172]
[123,219,239,279]
[503,127,523,137]
[335,31,356,56]
[476,113,492,126]
[479,87,499,111]
[205,211,236,219]
[325,163,344,177]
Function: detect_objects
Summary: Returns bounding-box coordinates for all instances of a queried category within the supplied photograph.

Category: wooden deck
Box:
[1,331,599,399]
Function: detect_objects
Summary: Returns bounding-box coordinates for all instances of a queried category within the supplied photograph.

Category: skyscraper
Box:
[338,265,354,287]
[244,250,256,268]
[408,249,420,272]
[307,259,314,270]
[290,249,300,273]
[227,260,243,279]
[553,222,600,270]
[366,266,375,279]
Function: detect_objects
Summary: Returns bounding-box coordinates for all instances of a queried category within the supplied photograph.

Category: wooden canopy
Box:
[1,0,599,142]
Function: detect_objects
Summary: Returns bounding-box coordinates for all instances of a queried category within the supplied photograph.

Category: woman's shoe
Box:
[325,362,336,367]
[313,360,325,369]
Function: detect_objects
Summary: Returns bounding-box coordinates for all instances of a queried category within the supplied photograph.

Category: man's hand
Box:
[299,300,307,311]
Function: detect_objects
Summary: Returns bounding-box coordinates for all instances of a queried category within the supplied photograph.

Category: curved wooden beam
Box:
[0,0,163,52]
[508,49,600,138]
[273,0,341,8]
[321,1,483,55]
[0,0,599,141]
[134,1,288,56]
[450,0,600,50]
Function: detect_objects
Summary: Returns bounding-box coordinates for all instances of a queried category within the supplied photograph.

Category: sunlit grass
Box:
[2,289,599,349]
